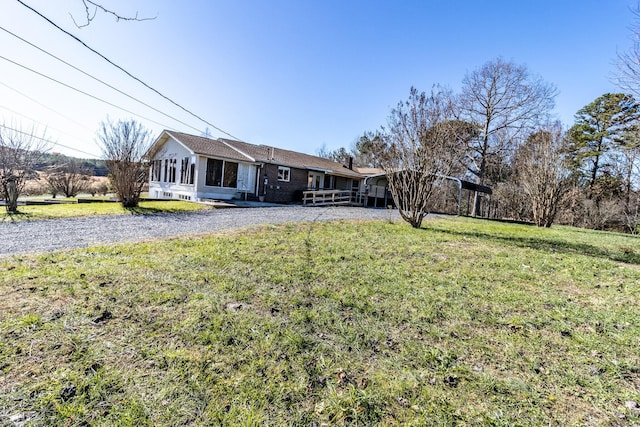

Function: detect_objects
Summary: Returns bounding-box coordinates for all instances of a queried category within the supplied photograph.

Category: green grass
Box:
[0,200,211,222]
[1,216,639,425]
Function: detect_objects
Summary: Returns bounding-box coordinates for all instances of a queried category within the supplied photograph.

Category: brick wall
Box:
[262,164,308,203]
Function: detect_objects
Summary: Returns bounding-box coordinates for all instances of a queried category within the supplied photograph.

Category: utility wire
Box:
[16,0,242,141]
[0,102,90,147]
[0,25,205,135]
[0,123,100,157]
[0,53,178,130]
[0,81,93,132]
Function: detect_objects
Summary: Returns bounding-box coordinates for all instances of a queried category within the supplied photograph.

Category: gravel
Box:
[0,206,401,258]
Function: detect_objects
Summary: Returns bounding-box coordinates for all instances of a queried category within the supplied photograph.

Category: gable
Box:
[149,131,255,163]
[148,132,195,160]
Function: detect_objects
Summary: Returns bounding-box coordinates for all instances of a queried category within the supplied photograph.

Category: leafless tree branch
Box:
[516,121,569,227]
[616,3,640,96]
[97,119,152,208]
[380,86,470,228]
[71,0,157,28]
[46,159,92,198]
[0,122,51,212]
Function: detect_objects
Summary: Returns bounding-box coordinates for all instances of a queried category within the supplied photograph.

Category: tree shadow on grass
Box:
[424,222,640,265]
[0,211,31,223]
[125,206,167,216]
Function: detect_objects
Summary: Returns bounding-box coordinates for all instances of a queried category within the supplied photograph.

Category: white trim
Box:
[154,131,197,157]
[219,139,256,162]
[277,166,291,182]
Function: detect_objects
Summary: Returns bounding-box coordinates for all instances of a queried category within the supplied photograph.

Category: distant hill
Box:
[34,153,108,177]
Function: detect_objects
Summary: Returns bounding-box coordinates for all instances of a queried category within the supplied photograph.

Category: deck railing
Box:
[302,189,355,206]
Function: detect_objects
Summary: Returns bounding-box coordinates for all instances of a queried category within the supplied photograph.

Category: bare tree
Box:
[88,178,109,196]
[46,159,92,198]
[516,122,569,227]
[97,119,152,208]
[617,4,640,96]
[71,1,156,27]
[0,124,50,213]
[380,86,469,228]
[459,58,557,214]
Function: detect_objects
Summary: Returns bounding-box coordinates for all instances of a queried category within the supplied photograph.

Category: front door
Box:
[308,172,323,190]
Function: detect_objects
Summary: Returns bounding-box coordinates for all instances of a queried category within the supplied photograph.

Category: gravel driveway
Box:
[0,206,401,258]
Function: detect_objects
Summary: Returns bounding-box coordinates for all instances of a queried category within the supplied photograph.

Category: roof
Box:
[355,167,385,176]
[220,138,363,179]
[150,130,362,179]
[162,131,255,163]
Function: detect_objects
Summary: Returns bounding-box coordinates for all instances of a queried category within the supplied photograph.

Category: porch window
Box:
[278,166,290,182]
[206,159,223,187]
[163,159,169,182]
[151,160,161,181]
[206,158,238,188]
[223,162,238,188]
[180,157,194,185]
[168,159,177,183]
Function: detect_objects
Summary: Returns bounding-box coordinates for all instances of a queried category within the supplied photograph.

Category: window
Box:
[151,160,161,181]
[223,162,238,188]
[323,174,333,189]
[161,159,177,183]
[168,159,177,183]
[278,166,290,182]
[163,159,169,182]
[180,157,194,184]
[206,158,239,188]
[206,159,223,187]
[180,157,187,184]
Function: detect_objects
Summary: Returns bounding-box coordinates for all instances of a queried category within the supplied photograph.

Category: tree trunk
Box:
[4,178,18,213]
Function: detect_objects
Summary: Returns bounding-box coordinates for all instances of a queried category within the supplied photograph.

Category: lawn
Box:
[0,200,211,221]
[0,216,639,425]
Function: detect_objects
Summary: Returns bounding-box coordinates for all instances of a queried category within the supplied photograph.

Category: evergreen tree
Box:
[567,93,640,198]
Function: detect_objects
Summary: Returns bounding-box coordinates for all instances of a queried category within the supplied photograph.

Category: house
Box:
[147,130,364,204]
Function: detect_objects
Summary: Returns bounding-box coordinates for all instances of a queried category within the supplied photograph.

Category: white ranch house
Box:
[147,130,366,204]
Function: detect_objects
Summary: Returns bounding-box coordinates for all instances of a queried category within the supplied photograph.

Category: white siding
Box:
[149,133,260,202]
[148,135,197,200]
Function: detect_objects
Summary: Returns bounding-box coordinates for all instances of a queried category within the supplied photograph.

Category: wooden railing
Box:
[302,189,354,206]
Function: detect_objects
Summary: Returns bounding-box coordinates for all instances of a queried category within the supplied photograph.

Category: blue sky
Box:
[0,0,635,158]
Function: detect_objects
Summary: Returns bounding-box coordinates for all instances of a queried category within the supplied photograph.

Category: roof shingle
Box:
[220,138,362,178]
[166,131,255,163]
[159,131,362,178]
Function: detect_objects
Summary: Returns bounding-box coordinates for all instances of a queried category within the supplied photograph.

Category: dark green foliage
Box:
[567,93,640,198]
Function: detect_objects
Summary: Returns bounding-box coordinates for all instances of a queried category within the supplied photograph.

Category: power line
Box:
[0,81,94,132]
[0,25,205,136]
[16,0,243,141]
[0,53,179,130]
[0,123,100,158]
[0,102,90,146]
